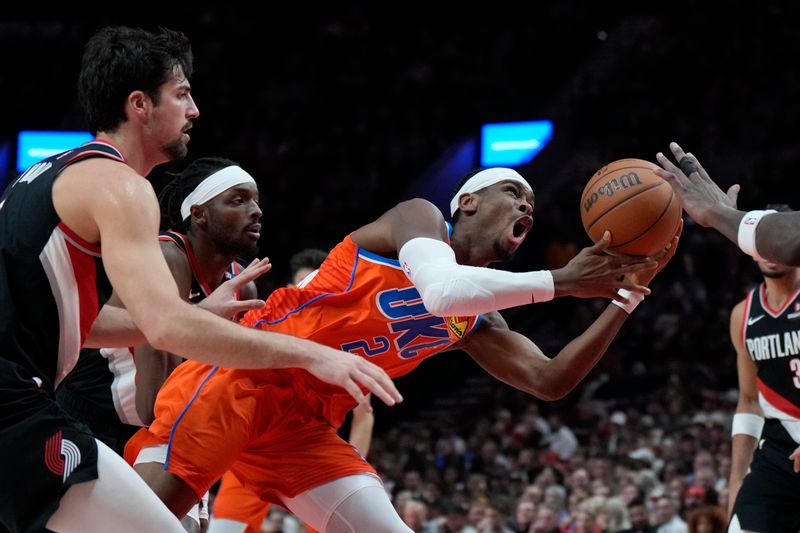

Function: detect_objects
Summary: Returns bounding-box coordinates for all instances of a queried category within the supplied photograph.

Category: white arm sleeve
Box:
[398,237,554,317]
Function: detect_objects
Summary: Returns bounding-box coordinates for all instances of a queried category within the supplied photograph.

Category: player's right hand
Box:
[552,231,658,300]
[306,348,403,411]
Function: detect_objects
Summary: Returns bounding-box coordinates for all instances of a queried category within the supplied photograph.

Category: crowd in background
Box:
[4,7,800,532]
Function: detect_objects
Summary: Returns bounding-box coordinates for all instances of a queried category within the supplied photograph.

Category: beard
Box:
[163,136,188,162]
[493,239,515,262]
[208,223,259,259]
[762,269,788,279]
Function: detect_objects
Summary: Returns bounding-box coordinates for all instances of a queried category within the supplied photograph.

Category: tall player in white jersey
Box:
[728,205,800,533]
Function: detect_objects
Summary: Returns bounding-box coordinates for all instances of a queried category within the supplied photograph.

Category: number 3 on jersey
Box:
[791,358,800,389]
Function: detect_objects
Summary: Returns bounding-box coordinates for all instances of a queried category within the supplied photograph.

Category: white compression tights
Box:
[281,473,412,533]
[45,439,184,533]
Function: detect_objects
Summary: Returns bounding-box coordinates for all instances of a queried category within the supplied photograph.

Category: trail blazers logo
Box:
[447,316,469,339]
[45,430,81,482]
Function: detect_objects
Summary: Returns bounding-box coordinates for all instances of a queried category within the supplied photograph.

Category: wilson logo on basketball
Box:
[583,172,643,213]
[44,430,82,482]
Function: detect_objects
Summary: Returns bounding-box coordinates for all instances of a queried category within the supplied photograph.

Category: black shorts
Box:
[0,358,98,533]
[731,421,800,533]
[56,385,140,457]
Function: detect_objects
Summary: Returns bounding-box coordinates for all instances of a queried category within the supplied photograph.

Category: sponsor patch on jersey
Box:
[447,316,468,339]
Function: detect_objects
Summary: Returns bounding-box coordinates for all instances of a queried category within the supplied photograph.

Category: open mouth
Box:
[512,216,533,239]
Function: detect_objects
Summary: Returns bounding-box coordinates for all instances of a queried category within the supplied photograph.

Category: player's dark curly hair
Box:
[78,26,193,134]
[158,157,238,232]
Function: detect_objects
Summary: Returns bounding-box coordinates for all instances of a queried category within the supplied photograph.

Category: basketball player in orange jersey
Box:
[210,249,376,533]
[656,142,800,267]
[210,400,374,533]
[128,167,680,532]
[0,26,400,533]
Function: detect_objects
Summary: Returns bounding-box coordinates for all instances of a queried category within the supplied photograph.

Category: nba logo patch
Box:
[795,302,800,313]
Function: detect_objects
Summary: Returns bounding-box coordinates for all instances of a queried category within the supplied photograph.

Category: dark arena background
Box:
[3,6,800,531]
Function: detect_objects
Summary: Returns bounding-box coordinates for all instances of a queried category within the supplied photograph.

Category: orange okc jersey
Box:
[125,233,483,503]
[241,234,482,427]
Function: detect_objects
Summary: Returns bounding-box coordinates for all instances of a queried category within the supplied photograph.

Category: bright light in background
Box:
[480,121,553,167]
[17,131,94,172]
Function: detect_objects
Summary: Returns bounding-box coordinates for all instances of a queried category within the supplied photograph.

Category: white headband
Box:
[180,165,257,219]
[449,167,532,216]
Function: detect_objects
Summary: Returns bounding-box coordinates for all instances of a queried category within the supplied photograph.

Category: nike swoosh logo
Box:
[189,291,201,299]
[747,315,765,326]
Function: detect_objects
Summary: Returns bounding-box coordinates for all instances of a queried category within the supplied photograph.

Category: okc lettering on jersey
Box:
[747,330,800,361]
[341,287,452,359]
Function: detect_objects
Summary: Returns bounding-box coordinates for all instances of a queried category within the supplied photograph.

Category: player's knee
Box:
[133,461,198,518]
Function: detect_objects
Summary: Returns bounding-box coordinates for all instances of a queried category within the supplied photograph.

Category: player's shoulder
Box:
[59,157,152,204]
[159,236,190,264]
[392,198,442,216]
[730,298,748,326]
[64,155,141,182]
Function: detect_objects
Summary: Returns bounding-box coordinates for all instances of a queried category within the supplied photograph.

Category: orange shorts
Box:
[213,471,270,533]
[124,363,376,504]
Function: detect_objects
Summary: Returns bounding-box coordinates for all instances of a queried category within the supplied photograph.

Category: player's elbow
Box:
[534,383,571,402]
[525,372,575,402]
[139,321,173,353]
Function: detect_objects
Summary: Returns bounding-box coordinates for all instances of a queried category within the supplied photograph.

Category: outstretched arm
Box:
[63,159,401,410]
[352,199,658,318]
[460,308,627,401]
[656,142,800,266]
[457,225,680,400]
[85,254,269,348]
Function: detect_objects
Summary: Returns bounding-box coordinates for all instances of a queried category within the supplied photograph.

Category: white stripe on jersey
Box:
[39,227,81,388]
[758,392,800,444]
[101,347,145,427]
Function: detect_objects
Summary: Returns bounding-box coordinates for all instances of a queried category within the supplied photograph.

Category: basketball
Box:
[580,158,682,256]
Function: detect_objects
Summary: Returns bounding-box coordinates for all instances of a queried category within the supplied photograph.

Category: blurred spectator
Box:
[403,499,434,533]
[616,498,654,533]
[686,507,726,533]
[654,497,687,533]
[287,248,327,287]
[529,504,561,533]
[508,499,536,533]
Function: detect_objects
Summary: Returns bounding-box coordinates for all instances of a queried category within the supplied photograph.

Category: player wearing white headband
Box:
[59,157,265,532]
[132,166,681,533]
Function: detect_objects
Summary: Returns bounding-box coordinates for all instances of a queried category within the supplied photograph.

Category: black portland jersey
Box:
[742,283,800,443]
[58,230,241,426]
[158,230,242,303]
[0,141,122,390]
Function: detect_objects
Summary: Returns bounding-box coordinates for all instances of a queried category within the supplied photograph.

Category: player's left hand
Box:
[199,257,270,319]
[789,445,800,473]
